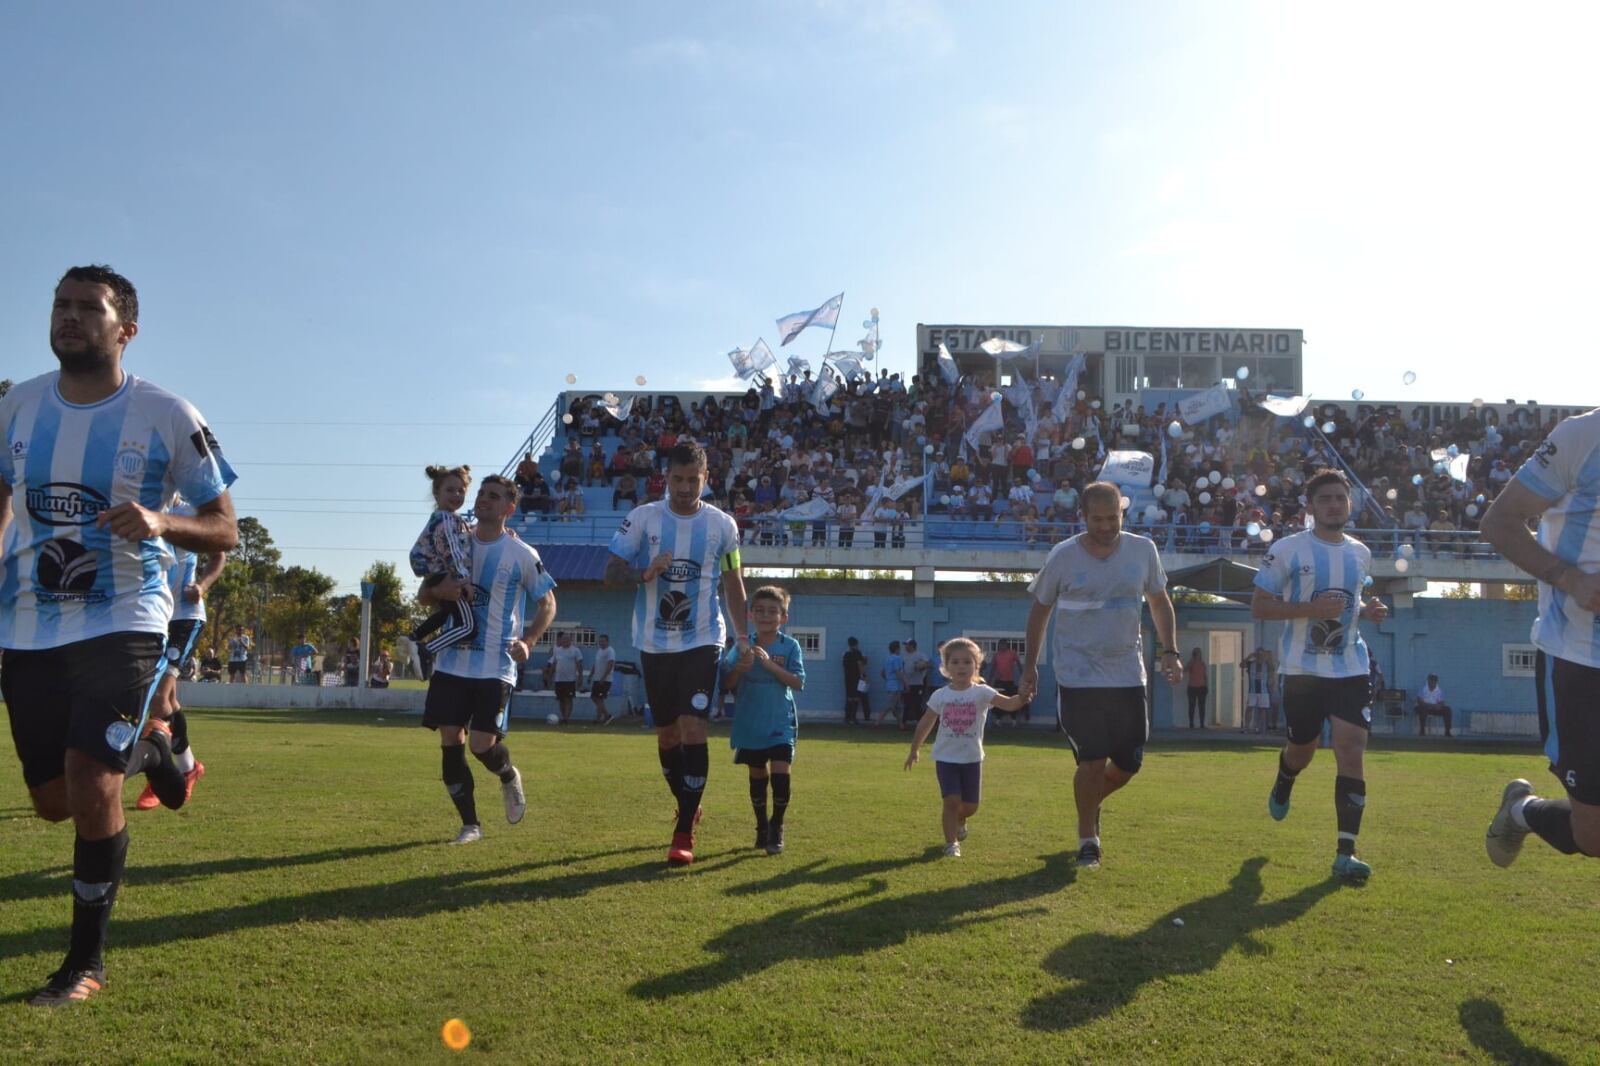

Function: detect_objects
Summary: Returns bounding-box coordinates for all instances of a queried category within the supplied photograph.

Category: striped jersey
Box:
[608,499,742,654]
[1254,528,1372,678]
[165,500,205,623]
[1513,408,1600,668]
[431,530,557,684]
[0,372,236,650]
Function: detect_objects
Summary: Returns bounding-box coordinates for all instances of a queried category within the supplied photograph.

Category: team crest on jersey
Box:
[9,439,25,461]
[115,440,147,478]
[25,483,111,526]
[36,539,104,602]
[1533,439,1557,469]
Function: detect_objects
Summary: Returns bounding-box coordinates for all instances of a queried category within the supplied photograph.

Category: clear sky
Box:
[3,1,1596,593]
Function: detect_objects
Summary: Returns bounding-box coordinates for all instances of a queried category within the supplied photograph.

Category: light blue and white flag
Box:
[1178,383,1232,424]
[1051,352,1087,420]
[937,342,961,385]
[776,292,844,346]
[882,473,927,501]
[810,365,840,412]
[600,394,634,422]
[1004,376,1037,440]
[781,496,836,521]
[1098,450,1156,487]
[1449,452,1471,483]
[963,397,1005,453]
[1259,394,1311,418]
[728,347,755,379]
[786,355,811,378]
[829,353,868,382]
[749,338,777,374]
[1157,432,1170,487]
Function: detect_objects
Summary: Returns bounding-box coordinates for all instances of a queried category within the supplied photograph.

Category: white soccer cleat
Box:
[502,768,526,825]
[449,824,483,845]
[1486,779,1534,868]
[943,841,961,858]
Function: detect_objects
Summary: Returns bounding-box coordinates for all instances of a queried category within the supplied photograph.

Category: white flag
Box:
[937,342,960,385]
[786,355,811,378]
[1004,376,1037,440]
[882,474,927,501]
[776,292,844,346]
[1178,384,1232,424]
[1449,452,1471,483]
[829,354,867,382]
[963,398,1005,452]
[1259,394,1311,418]
[781,496,835,521]
[600,395,634,422]
[749,338,777,374]
[979,336,1038,359]
[1052,353,1087,420]
[810,366,840,412]
[1098,450,1157,487]
[727,347,756,379]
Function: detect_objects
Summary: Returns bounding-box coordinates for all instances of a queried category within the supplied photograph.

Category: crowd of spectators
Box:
[519,364,1562,556]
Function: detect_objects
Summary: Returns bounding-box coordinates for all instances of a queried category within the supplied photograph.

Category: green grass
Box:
[1,712,1596,1065]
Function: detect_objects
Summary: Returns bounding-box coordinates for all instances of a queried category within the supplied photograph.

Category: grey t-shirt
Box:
[1028,533,1166,688]
[905,653,931,686]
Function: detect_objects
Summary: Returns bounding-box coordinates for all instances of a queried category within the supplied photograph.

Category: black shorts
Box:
[2,632,166,787]
[1282,674,1371,745]
[640,646,722,728]
[590,680,612,699]
[164,618,206,677]
[734,744,795,766]
[1542,653,1600,806]
[1058,686,1147,775]
[554,681,577,700]
[422,671,513,738]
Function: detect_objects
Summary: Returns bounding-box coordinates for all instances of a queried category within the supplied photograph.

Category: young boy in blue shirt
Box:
[723,585,806,855]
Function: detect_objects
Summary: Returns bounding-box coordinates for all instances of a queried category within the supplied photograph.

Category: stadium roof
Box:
[539,545,614,583]
[1167,558,1260,604]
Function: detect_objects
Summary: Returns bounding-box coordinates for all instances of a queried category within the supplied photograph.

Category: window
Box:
[963,630,1040,663]
[534,624,598,649]
[1179,356,1218,388]
[1503,644,1537,678]
[1114,355,1137,393]
[789,627,826,659]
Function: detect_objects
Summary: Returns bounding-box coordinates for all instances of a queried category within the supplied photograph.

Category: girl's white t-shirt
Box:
[926,683,1000,764]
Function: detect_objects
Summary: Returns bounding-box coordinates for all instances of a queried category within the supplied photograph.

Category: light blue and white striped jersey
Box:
[1254,529,1372,678]
[431,530,557,684]
[1,372,236,650]
[1513,408,1600,668]
[165,501,205,623]
[608,500,742,654]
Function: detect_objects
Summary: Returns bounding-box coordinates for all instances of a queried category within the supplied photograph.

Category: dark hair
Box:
[888,640,900,652]
[480,473,520,505]
[665,441,707,471]
[424,464,472,500]
[751,585,791,611]
[59,264,138,324]
[1080,480,1123,512]
[847,637,859,647]
[1305,468,1350,498]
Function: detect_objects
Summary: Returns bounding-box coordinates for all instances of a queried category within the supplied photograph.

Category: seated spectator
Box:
[1414,674,1454,737]
[585,444,609,486]
[559,439,583,484]
[645,470,666,501]
[198,646,224,682]
[612,472,639,510]
[559,478,585,518]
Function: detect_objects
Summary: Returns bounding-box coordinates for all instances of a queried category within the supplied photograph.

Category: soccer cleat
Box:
[502,767,526,825]
[1486,778,1534,868]
[448,825,482,845]
[139,720,187,810]
[943,841,961,858]
[134,782,161,811]
[755,826,769,850]
[1076,841,1101,869]
[183,760,206,804]
[667,832,695,867]
[765,824,785,856]
[1268,787,1291,822]
[1331,853,1372,882]
[673,805,704,844]
[27,968,105,1007]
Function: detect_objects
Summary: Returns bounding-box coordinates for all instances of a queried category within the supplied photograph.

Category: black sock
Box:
[659,745,683,805]
[1523,797,1581,855]
[1334,775,1365,854]
[441,745,477,826]
[675,744,708,835]
[68,828,128,974]
[1272,751,1301,804]
[770,772,791,830]
[126,729,185,809]
[473,742,516,783]
[169,710,190,755]
[749,776,769,832]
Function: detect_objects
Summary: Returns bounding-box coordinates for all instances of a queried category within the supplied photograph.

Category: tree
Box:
[1504,583,1538,601]
[0,378,11,400]
[1441,582,1477,600]
[262,565,337,648]
[207,516,283,642]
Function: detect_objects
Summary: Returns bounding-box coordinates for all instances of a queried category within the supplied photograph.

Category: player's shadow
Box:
[1459,997,1569,1065]
[0,840,436,905]
[1022,857,1337,1032]
[631,850,1075,999]
[0,844,735,962]
[723,848,944,896]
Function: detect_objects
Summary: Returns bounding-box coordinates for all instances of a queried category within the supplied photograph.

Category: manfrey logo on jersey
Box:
[661,559,703,584]
[25,483,112,526]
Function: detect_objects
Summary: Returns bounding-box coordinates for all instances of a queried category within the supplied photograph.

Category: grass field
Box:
[2,710,1596,1065]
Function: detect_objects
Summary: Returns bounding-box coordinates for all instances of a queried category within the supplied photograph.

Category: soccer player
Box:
[419,475,556,845]
[134,497,226,810]
[0,265,239,1006]
[1253,469,1389,883]
[606,441,749,867]
[722,585,805,855]
[1020,481,1183,870]
[1481,409,1600,866]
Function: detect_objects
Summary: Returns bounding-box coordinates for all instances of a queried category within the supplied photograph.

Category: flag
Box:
[1004,376,1037,440]
[1098,450,1157,487]
[781,496,835,521]
[979,337,1029,358]
[1449,452,1471,483]
[963,398,1005,452]
[829,354,867,382]
[810,365,840,412]
[600,395,633,422]
[1157,432,1170,488]
[937,342,960,385]
[1178,384,1233,424]
[1052,352,1087,420]
[776,292,844,346]
[1259,394,1310,418]
[748,338,777,374]
[882,474,926,501]
[785,355,811,378]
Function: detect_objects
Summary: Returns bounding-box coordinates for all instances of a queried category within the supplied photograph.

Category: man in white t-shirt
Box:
[590,634,618,725]
[1413,674,1453,737]
[548,631,585,723]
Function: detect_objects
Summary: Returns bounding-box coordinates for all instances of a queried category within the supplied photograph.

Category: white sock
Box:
[1510,795,1532,830]
[174,748,196,774]
[1078,836,1100,849]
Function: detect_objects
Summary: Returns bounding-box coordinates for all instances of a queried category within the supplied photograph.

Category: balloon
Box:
[565,373,577,384]
[1208,471,1222,484]
[1168,421,1184,438]
[1403,371,1417,385]
[1260,529,1275,542]
[1235,366,1250,380]
[561,414,573,424]
[1199,492,1212,504]
[1254,484,1268,497]
[1322,421,1336,434]
[1395,557,1411,573]
[636,375,647,386]
[1221,477,1236,490]
[1352,389,1365,400]
[1246,521,1262,536]
[1071,437,1086,450]
[1412,474,1424,485]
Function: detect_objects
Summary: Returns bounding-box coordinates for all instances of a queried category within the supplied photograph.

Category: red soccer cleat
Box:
[183,760,206,803]
[667,832,694,867]
[134,783,161,810]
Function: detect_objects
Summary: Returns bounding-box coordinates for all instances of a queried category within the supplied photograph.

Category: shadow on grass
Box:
[1022,857,1338,1032]
[1460,997,1569,1066]
[631,850,1075,999]
[724,847,945,896]
[0,843,735,963]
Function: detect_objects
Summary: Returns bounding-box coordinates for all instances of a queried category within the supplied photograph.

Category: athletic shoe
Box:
[133,782,161,811]
[1075,841,1101,869]
[502,768,526,825]
[27,968,105,1007]
[755,826,769,850]
[1331,853,1372,882]
[942,841,961,858]
[1486,778,1534,868]
[765,824,785,856]
[1268,786,1291,822]
[667,832,694,867]
[448,825,482,845]
[183,760,206,804]
[956,821,968,842]
[139,720,187,811]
